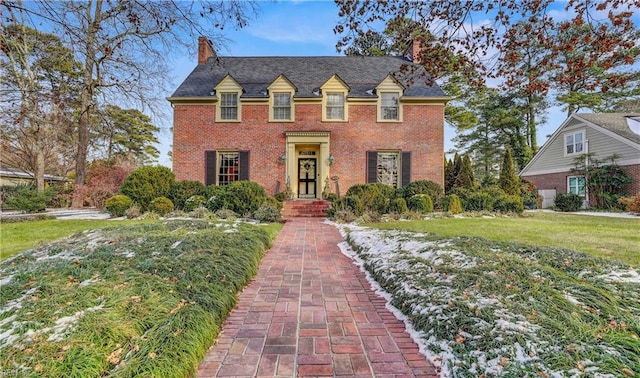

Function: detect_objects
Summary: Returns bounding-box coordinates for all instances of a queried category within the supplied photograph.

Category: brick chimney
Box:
[412,36,422,64]
[198,36,215,64]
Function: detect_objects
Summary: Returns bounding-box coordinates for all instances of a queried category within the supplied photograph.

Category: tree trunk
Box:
[72,0,102,207]
[527,94,537,152]
[35,149,45,192]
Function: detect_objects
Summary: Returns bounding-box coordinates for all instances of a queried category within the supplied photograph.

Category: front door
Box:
[298,158,317,198]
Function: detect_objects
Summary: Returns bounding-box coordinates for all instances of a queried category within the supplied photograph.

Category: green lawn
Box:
[370,212,640,266]
[0,219,155,260]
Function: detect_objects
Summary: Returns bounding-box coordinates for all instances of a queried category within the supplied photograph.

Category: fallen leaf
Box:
[622,368,635,376]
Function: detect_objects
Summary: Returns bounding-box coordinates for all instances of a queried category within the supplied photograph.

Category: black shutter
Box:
[239,150,250,181]
[401,151,411,187]
[205,150,217,186]
[366,151,377,183]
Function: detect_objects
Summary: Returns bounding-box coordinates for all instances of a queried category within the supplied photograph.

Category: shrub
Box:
[149,196,174,216]
[408,194,434,213]
[401,180,443,208]
[493,195,525,214]
[443,194,463,214]
[120,166,175,211]
[253,205,283,223]
[328,196,364,218]
[189,207,215,219]
[345,183,395,214]
[274,191,290,202]
[465,191,495,211]
[139,211,160,220]
[4,186,52,213]
[215,209,238,220]
[554,193,583,212]
[125,204,141,219]
[170,180,206,210]
[333,209,356,223]
[520,179,542,209]
[84,159,135,208]
[618,195,640,214]
[184,195,207,212]
[388,197,408,214]
[219,181,268,215]
[205,185,229,211]
[105,194,133,217]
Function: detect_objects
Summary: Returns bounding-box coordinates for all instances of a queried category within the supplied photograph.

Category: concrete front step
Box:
[281,200,330,218]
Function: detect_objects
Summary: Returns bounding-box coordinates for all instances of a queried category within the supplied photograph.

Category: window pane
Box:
[377,152,399,188]
[574,133,582,142]
[218,152,239,185]
[220,93,238,120]
[274,93,290,106]
[327,93,344,106]
[381,93,399,120]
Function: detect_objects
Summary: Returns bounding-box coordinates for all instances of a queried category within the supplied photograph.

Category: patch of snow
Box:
[120,250,135,258]
[596,269,640,283]
[0,274,13,286]
[170,240,182,249]
[79,278,102,287]
[223,229,238,233]
[1,287,37,315]
[45,305,104,342]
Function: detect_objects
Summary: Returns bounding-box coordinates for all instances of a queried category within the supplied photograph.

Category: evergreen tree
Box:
[444,156,456,193]
[499,148,520,196]
[455,154,475,189]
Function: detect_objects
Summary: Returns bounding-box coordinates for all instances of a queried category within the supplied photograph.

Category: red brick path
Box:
[197,218,439,377]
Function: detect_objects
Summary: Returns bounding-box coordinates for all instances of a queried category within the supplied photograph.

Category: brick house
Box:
[168,37,448,199]
[520,113,640,207]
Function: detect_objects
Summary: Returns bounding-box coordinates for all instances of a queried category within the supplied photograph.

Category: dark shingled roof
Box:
[170,56,446,99]
[576,113,640,144]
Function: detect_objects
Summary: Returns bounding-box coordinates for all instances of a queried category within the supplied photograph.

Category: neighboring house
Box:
[0,167,68,187]
[168,37,448,199]
[520,113,640,207]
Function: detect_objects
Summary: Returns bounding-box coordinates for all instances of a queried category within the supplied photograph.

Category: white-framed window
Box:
[380,92,400,120]
[567,176,586,196]
[377,152,400,188]
[325,92,345,120]
[272,92,292,120]
[564,131,584,155]
[220,93,238,121]
[218,151,239,185]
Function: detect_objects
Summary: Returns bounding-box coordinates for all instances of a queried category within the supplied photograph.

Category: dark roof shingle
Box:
[171,56,446,99]
[576,113,640,144]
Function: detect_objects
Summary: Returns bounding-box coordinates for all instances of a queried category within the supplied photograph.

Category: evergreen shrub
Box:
[219,181,268,215]
[120,166,175,211]
[253,205,282,223]
[407,194,434,213]
[345,183,396,214]
[170,180,205,210]
[443,194,463,214]
[493,195,525,214]
[5,186,52,213]
[184,195,207,212]
[105,194,133,217]
[401,180,443,209]
[465,191,495,211]
[554,193,583,212]
[149,196,174,216]
[388,197,408,214]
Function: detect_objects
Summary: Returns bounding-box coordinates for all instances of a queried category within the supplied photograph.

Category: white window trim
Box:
[567,175,586,196]
[377,91,402,122]
[563,129,585,157]
[269,91,294,122]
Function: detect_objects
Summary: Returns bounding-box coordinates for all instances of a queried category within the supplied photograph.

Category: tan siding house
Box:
[520,113,640,207]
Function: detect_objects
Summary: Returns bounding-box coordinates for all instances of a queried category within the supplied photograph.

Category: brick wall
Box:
[173,102,444,195]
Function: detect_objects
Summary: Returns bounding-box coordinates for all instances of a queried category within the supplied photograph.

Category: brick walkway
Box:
[197,218,439,377]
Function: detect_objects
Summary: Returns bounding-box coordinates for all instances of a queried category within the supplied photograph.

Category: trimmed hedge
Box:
[105,194,133,217]
[120,166,175,211]
[555,193,583,212]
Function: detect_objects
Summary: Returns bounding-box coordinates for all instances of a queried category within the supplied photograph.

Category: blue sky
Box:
[158,0,637,167]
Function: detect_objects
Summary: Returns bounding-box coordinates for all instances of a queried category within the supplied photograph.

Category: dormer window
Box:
[376,75,404,122]
[326,93,345,120]
[273,93,292,120]
[380,92,400,120]
[220,93,238,120]
[321,74,349,122]
[214,75,242,122]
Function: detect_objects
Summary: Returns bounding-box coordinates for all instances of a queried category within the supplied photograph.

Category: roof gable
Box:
[170,56,447,101]
[576,113,640,144]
